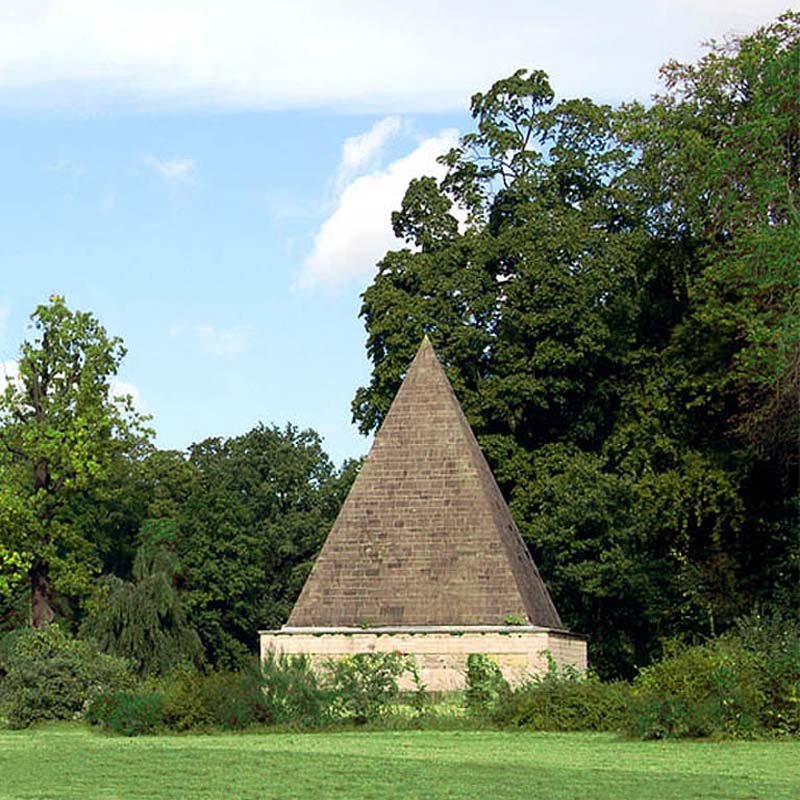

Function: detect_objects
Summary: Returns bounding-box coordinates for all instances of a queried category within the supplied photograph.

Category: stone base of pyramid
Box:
[259,626,587,691]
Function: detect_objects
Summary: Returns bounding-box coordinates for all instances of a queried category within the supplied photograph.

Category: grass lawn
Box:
[0,724,798,799]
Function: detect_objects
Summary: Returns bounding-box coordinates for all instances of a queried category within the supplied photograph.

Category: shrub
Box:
[629,640,762,739]
[87,665,271,735]
[157,664,212,730]
[481,653,630,731]
[90,668,268,735]
[200,666,271,730]
[260,651,332,728]
[493,674,631,731]
[464,654,509,716]
[324,652,420,724]
[88,656,334,735]
[0,625,134,728]
[80,545,205,678]
[86,690,164,736]
[725,612,800,735]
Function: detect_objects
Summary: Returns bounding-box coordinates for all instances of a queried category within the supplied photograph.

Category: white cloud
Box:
[0,2,786,113]
[142,155,196,182]
[109,378,143,410]
[300,128,459,289]
[335,116,403,189]
[0,360,21,392]
[170,323,253,356]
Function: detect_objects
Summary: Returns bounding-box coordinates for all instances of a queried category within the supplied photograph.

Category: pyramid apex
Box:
[409,333,441,372]
[408,334,438,371]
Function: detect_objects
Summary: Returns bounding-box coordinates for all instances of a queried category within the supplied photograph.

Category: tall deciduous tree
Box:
[173,424,357,668]
[0,296,151,628]
[618,10,800,616]
[354,70,666,675]
[623,11,800,463]
[354,15,799,676]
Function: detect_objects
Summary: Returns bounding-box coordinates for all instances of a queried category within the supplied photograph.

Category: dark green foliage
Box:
[201,669,269,730]
[488,617,798,739]
[491,660,632,731]
[501,677,632,732]
[354,15,800,678]
[157,665,223,731]
[465,652,631,732]
[152,656,329,732]
[629,640,763,739]
[155,664,273,731]
[625,615,800,740]
[86,653,425,735]
[0,625,134,728]
[624,12,800,461]
[324,652,421,724]
[174,425,357,668]
[628,614,800,740]
[464,654,509,715]
[86,690,164,736]
[80,545,204,677]
[725,612,800,735]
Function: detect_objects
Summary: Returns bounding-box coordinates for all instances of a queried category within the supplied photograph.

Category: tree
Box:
[623,11,800,463]
[80,545,204,677]
[0,296,151,628]
[173,424,357,668]
[354,71,667,676]
[619,10,800,611]
[353,19,800,677]
[354,72,648,450]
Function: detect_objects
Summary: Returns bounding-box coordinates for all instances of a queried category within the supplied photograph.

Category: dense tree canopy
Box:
[0,304,357,670]
[0,296,151,629]
[354,14,799,677]
[167,425,357,668]
[627,15,799,461]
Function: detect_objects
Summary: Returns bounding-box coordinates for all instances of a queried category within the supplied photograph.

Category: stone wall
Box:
[260,626,587,691]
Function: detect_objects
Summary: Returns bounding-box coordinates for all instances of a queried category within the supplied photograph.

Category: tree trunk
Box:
[30,562,55,629]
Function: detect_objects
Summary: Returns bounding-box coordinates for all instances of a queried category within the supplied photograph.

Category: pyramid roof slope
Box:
[288,338,562,628]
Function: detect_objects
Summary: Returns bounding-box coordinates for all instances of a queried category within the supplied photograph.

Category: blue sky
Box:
[0,1,787,465]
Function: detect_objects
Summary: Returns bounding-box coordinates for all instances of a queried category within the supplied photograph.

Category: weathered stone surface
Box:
[288,337,562,628]
[260,626,587,690]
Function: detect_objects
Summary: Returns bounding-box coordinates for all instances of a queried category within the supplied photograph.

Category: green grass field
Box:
[0,725,798,799]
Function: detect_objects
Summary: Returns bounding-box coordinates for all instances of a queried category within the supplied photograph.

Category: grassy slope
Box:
[0,725,798,800]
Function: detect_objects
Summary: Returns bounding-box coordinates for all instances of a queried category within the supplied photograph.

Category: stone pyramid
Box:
[288,337,562,628]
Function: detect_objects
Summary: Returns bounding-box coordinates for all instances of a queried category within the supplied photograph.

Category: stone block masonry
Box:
[288,338,561,629]
[260,626,588,691]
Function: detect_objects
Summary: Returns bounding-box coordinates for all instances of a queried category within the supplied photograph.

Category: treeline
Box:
[0,310,357,668]
[354,13,800,676]
[1,12,798,681]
